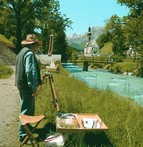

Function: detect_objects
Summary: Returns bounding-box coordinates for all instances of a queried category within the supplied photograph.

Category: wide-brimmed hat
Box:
[21,34,39,45]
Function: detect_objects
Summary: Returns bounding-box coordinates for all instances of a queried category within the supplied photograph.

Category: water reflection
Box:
[62,63,143,106]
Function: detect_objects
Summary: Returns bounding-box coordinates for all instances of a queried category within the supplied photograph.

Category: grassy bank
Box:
[0,63,13,79]
[33,67,143,146]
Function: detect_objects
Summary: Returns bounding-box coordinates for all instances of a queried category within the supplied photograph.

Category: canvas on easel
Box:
[38,34,61,73]
[39,54,61,73]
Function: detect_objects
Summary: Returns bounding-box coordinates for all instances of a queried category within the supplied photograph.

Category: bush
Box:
[110,61,139,75]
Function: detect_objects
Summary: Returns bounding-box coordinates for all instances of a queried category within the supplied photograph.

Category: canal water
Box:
[62,63,143,106]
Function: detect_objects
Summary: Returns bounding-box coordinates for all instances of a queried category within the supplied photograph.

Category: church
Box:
[84,27,99,56]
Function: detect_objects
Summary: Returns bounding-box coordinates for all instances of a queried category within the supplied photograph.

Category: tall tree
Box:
[0,0,72,57]
[97,0,143,58]
[34,0,72,60]
[0,0,39,53]
[97,32,111,49]
[118,0,143,55]
[105,15,127,55]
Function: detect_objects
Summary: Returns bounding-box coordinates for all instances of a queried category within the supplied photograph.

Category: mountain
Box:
[67,26,104,50]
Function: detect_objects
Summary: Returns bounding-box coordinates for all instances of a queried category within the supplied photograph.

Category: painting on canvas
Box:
[38,54,61,73]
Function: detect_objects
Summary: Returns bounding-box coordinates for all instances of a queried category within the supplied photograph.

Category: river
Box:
[62,63,143,106]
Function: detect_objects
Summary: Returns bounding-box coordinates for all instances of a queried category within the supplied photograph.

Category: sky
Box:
[58,0,129,36]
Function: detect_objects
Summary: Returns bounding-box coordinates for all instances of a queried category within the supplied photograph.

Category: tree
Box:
[0,0,41,53]
[117,0,143,55]
[97,32,111,49]
[97,0,143,58]
[34,0,72,60]
[0,0,72,57]
[105,15,127,55]
[46,13,71,61]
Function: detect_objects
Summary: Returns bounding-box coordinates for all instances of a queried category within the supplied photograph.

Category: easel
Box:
[36,34,60,112]
[48,34,54,56]
[40,71,60,112]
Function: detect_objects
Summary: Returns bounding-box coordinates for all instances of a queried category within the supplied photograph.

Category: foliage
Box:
[0,0,72,59]
[65,45,77,61]
[0,63,13,79]
[105,15,127,55]
[0,34,15,48]
[99,42,113,54]
[96,32,111,49]
[97,0,143,57]
[110,60,139,75]
[34,67,143,146]
[69,41,86,50]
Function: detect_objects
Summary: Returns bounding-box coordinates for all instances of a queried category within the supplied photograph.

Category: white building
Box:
[84,39,99,56]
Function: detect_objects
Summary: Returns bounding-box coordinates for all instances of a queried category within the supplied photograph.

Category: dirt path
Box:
[0,66,19,146]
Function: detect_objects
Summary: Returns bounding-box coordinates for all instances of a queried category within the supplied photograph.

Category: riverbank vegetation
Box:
[70,54,140,76]
[1,60,143,146]
[33,67,143,146]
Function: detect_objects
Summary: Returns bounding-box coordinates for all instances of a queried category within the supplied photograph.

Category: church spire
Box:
[87,26,92,42]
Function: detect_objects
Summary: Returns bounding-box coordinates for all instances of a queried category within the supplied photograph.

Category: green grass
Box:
[32,67,143,147]
[0,63,13,79]
[100,42,113,54]
[0,34,15,48]
[110,60,140,75]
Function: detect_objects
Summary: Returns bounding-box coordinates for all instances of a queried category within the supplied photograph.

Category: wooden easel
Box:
[48,34,54,56]
[41,72,60,112]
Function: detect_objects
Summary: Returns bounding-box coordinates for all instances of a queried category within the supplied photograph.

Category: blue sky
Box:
[58,0,129,36]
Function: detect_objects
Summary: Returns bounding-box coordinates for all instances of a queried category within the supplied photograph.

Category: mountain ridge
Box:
[67,26,104,50]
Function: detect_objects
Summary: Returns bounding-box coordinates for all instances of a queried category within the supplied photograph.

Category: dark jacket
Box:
[15,47,41,94]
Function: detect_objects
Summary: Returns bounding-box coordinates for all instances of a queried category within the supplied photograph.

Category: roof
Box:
[85,39,98,48]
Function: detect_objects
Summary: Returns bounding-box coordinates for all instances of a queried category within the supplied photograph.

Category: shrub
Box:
[110,61,139,75]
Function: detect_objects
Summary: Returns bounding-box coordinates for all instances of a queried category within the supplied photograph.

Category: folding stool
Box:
[19,115,45,147]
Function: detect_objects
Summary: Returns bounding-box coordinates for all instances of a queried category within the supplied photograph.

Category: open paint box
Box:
[56,113,108,133]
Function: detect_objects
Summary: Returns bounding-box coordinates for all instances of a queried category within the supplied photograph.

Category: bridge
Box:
[68,59,113,64]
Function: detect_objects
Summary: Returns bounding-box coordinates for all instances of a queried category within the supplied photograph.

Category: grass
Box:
[110,59,140,75]
[31,67,143,146]
[100,42,113,54]
[1,63,142,146]
[0,34,15,48]
[0,33,142,146]
[0,63,14,79]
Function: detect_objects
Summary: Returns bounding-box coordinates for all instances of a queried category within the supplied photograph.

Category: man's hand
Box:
[32,89,37,97]
[37,85,41,92]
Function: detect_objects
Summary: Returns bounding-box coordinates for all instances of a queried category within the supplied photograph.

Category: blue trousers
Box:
[19,92,35,142]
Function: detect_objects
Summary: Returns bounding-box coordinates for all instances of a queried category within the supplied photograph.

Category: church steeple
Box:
[87,26,92,41]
